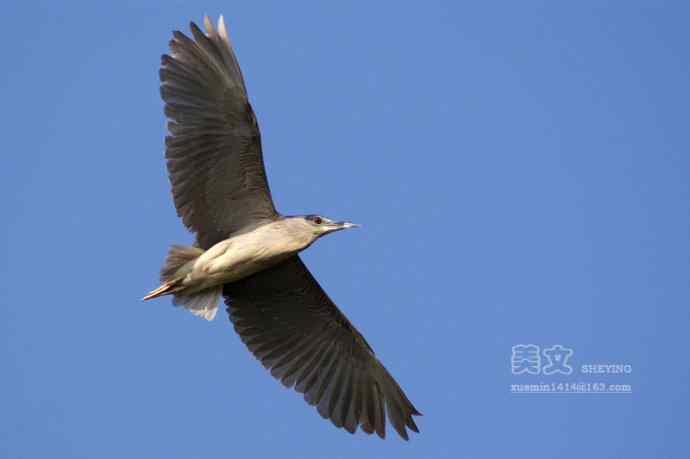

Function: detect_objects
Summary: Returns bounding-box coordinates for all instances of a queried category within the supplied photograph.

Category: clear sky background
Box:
[2,1,689,458]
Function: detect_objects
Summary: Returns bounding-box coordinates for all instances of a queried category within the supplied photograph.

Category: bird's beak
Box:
[325,221,360,233]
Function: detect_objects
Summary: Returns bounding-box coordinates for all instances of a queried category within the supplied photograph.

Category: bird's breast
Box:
[190,227,304,287]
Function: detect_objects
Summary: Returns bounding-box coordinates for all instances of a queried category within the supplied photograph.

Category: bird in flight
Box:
[145,15,420,440]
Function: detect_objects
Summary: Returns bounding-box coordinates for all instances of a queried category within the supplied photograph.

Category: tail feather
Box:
[173,286,223,321]
[144,244,221,321]
[143,245,203,301]
[160,245,204,283]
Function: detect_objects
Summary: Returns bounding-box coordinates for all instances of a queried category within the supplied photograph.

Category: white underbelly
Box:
[184,233,294,291]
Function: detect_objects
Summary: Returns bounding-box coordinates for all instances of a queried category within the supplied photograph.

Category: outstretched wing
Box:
[223,257,421,440]
[160,16,278,249]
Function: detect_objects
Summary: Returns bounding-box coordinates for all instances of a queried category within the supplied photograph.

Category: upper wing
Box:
[223,257,421,440]
[160,16,278,249]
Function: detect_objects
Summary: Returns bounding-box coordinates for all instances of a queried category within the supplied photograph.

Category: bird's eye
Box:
[313,217,323,225]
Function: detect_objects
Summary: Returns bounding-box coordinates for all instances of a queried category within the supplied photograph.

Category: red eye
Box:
[313,217,323,224]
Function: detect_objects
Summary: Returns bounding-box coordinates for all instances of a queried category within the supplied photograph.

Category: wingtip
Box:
[218,15,229,40]
[406,416,420,433]
[203,15,213,34]
[189,20,206,40]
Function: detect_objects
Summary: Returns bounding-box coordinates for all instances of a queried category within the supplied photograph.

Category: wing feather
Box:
[223,256,421,439]
[160,17,277,248]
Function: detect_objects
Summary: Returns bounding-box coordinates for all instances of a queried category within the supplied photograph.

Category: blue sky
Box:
[2,1,689,458]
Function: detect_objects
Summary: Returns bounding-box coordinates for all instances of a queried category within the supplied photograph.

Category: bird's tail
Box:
[143,245,221,320]
[171,286,223,321]
[143,245,203,301]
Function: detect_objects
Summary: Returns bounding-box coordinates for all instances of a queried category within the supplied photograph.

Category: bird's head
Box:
[279,215,359,250]
[302,214,360,237]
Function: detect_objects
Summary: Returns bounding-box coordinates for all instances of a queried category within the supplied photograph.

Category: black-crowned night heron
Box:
[144,16,420,440]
